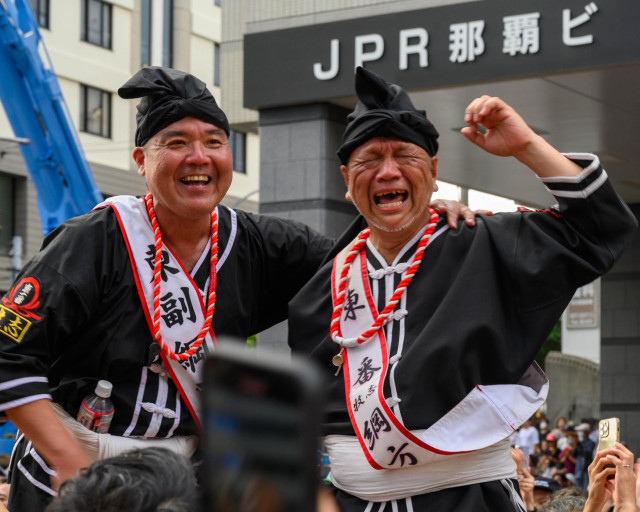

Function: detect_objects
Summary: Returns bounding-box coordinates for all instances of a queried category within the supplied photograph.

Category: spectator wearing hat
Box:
[557,424,576,452]
[534,477,562,509]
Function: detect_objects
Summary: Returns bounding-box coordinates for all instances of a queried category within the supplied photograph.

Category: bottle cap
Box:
[95,380,113,398]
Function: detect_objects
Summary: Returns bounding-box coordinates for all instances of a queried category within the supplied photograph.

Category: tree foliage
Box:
[535,320,561,370]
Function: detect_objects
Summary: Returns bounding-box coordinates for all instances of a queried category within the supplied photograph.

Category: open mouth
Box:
[374,190,407,208]
[181,175,211,185]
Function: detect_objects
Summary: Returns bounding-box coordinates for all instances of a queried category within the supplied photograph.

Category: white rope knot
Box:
[369,262,411,280]
[389,354,402,365]
[384,309,408,324]
[149,363,169,377]
[386,396,402,408]
[141,402,177,419]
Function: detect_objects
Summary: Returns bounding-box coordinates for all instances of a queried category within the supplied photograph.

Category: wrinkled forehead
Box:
[348,137,428,162]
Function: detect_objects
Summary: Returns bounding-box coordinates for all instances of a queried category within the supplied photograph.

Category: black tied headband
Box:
[337,67,439,165]
[118,66,229,147]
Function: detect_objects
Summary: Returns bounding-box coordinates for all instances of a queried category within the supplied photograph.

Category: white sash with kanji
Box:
[99,195,215,429]
[332,241,548,470]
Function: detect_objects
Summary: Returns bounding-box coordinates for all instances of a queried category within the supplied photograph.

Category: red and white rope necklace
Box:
[145,191,218,361]
[330,209,439,349]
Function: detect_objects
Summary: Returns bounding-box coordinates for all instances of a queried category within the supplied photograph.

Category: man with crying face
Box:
[288,67,637,511]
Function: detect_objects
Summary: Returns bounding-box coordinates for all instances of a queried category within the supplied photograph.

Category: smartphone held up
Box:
[597,417,620,452]
[201,341,325,512]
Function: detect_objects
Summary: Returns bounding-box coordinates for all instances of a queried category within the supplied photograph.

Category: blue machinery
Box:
[0,0,103,235]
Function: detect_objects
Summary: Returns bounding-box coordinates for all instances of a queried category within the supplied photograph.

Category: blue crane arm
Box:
[0,0,103,235]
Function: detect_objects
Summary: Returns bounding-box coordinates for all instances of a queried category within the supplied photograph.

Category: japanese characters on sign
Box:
[313,4,599,79]
[244,0,639,109]
[567,280,600,329]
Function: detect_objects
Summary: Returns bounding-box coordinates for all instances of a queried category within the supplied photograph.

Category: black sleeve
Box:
[236,212,336,334]
[0,208,128,415]
[494,155,637,315]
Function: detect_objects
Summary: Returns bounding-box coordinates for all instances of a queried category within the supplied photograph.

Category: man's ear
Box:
[430,156,438,182]
[340,164,352,202]
[133,147,146,177]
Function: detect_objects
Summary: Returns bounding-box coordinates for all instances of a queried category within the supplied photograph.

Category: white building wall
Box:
[0,0,266,283]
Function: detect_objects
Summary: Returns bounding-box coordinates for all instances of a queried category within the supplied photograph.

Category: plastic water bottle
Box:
[76,380,114,433]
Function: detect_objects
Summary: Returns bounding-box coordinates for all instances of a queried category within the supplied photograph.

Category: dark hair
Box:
[45,448,199,512]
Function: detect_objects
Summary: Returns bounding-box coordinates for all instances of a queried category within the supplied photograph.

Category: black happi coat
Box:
[0,203,333,508]
[288,156,637,512]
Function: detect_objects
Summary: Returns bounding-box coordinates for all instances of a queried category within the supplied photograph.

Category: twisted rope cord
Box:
[145,192,218,361]
[330,209,439,348]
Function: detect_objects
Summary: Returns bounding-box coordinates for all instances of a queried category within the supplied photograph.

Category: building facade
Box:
[0,0,259,292]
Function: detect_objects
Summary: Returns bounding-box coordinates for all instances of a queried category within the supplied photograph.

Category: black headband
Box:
[337,67,439,165]
[118,66,229,147]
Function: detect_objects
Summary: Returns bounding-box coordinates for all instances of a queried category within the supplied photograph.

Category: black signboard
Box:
[244,0,640,108]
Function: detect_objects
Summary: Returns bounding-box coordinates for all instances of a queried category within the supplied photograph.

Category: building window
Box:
[140,0,173,67]
[229,130,246,174]
[29,0,49,29]
[80,85,111,138]
[81,0,112,49]
[0,174,14,257]
[214,43,220,87]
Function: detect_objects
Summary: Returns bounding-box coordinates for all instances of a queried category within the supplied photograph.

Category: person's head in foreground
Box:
[534,476,562,509]
[44,447,199,512]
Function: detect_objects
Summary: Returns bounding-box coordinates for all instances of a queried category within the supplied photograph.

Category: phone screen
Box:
[201,343,324,512]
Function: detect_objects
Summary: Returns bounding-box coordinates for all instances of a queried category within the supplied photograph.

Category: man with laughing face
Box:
[0,67,472,511]
[0,67,326,510]
[288,67,637,511]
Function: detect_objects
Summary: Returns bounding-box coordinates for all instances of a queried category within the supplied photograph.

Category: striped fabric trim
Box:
[217,207,237,271]
[123,366,149,437]
[0,376,48,392]
[0,394,52,412]
[17,442,57,497]
[17,461,56,496]
[539,154,608,199]
[29,447,56,477]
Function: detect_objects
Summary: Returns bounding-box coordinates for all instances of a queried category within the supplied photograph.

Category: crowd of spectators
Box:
[512,415,599,493]
[512,415,640,512]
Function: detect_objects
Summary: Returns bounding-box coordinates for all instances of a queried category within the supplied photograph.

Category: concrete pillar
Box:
[599,204,640,455]
[256,102,357,355]
[258,103,356,238]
